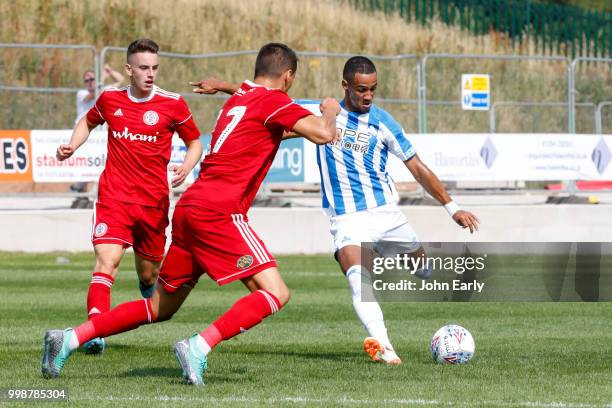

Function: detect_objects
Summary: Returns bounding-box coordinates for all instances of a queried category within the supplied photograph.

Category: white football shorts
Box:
[329,203,420,252]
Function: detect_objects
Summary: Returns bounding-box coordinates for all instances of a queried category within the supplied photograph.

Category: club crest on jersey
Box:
[237,255,253,269]
[143,110,159,126]
[94,223,108,237]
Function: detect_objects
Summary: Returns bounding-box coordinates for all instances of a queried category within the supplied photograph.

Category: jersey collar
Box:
[127,85,156,103]
[244,80,262,88]
[244,80,280,91]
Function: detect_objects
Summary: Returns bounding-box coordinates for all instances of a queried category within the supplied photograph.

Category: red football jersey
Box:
[86,85,200,207]
[179,80,312,214]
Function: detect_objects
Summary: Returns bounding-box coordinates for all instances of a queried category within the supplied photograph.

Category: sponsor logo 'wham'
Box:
[112,127,157,143]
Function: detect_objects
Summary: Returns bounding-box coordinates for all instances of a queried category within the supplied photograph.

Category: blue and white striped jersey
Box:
[296,100,416,217]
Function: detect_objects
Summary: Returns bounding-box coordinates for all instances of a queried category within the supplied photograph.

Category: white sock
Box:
[365,320,392,349]
[195,334,212,356]
[345,265,393,348]
[67,329,80,351]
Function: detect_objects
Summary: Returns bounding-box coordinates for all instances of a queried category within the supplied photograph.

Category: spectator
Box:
[75,65,124,124]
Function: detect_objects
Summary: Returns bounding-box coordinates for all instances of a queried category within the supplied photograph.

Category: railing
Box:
[568,57,612,133]
[0,44,610,134]
[595,102,612,135]
[351,0,612,60]
[489,101,597,133]
[419,53,569,133]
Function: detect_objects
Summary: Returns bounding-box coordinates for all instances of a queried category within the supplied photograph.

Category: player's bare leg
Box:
[148,284,192,321]
[82,244,125,354]
[241,266,291,305]
[175,267,289,386]
[134,255,161,299]
[337,245,402,365]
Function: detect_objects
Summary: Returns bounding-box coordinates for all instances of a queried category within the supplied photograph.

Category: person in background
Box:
[75,65,124,124]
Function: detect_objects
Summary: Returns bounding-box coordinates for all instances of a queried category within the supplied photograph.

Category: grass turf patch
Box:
[1,252,611,407]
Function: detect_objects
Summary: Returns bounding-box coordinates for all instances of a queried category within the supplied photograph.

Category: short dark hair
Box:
[254,43,298,79]
[343,56,377,83]
[127,38,159,61]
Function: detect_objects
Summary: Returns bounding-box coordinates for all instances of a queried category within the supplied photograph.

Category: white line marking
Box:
[70,395,612,407]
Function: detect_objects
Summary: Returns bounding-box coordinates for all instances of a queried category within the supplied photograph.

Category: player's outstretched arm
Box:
[170,138,203,188]
[292,97,340,145]
[56,116,97,161]
[103,64,125,88]
[190,78,239,95]
[405,155,480,233]
[282,131,300,140]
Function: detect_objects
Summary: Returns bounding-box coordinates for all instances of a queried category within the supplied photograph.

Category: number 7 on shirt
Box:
[213,106,246,153]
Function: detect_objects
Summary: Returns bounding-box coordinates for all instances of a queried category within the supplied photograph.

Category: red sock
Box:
[200,325,222,349]
[201,290,282,349]
[87,272,114,319]
[74,298,154,345]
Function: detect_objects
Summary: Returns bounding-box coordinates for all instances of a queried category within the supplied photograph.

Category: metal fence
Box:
[0,43,98,129]
[419,53,570,133]
[596,102,612,134]
[568,56,612,134]
[98,47,421,134]
[489,101,597,133]
[0,43,611,134]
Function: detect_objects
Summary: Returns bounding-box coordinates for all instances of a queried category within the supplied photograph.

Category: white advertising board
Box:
[31,129,195,184]
[304,134,612,182]
[24,130,612,183]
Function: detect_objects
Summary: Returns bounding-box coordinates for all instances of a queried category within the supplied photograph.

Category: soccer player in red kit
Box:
[42,43,341,384]
[54,38,203,354]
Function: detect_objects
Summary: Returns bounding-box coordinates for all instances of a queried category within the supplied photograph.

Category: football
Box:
[431,324,475,364]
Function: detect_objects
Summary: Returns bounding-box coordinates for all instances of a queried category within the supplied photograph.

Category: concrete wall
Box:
[1,205,610,254]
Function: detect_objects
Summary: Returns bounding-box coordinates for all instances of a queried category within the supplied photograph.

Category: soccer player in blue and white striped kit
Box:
[194,56,480,365]
[296,56,480,364]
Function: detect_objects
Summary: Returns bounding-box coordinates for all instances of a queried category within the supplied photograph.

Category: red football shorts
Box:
[91,198,169,262]
[158,205,277,291]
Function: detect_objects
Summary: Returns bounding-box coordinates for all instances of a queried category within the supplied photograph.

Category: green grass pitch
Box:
[1,252,611,407]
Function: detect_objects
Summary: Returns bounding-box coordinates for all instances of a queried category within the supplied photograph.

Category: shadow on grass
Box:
[123,366,180,378]
[228,349,358,361]
[72,343,136,356]
[121,366,253,385]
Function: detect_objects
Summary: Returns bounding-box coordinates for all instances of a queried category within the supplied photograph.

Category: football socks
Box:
[346,265,393,348]
[198,289,281,354]
[74,298,154,345]
[87,272,114,318]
